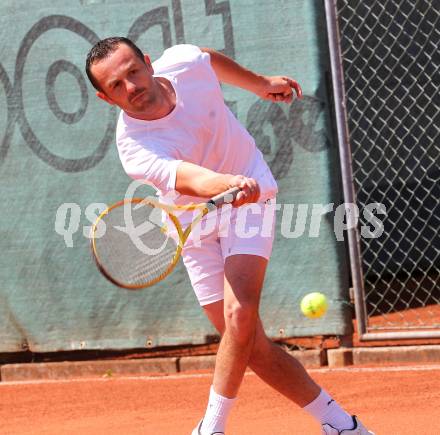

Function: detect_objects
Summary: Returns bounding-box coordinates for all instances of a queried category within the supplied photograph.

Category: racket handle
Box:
[209,187,241,208]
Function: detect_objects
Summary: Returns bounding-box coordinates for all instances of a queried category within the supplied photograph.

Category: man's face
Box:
[91,43,157,115]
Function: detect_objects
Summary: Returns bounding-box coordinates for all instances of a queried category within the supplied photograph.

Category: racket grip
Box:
[209,187,241,208]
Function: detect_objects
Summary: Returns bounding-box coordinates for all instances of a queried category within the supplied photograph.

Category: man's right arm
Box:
[116,135,259,206]
[176,162,260,206]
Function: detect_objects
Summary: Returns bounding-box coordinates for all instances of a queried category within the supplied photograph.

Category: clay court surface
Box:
[1,364,439,435]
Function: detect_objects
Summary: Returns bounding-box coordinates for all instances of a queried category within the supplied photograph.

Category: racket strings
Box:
[128,242,178,284]
[93,202,179,287]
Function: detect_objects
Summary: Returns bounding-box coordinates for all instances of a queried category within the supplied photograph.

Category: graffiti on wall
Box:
[0,0,329,175]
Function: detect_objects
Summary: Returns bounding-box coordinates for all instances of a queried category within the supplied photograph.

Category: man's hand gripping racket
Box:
[90,187,240,289]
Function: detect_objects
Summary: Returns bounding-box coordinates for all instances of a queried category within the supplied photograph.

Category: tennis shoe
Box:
[322,416,374,434]
[191,419,224,435]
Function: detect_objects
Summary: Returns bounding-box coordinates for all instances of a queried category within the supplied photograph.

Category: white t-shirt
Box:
[116,44,277,219]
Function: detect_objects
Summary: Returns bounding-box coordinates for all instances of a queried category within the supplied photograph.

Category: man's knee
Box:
[248,325,273,368]
[224,301,258,344]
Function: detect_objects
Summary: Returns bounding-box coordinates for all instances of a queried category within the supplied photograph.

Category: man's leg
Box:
[204,299,320,407]
[203,299,358,433]
[213,254,266,397]
[198,254,266,434]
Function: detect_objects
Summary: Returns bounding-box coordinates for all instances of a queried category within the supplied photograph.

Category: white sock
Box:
[200,385,236,434]
[303,389,354,431]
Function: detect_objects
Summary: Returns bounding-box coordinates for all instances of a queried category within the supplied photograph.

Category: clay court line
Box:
[1,364,439,387]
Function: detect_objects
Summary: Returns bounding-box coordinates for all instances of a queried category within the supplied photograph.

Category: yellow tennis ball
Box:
[300,292,328,319]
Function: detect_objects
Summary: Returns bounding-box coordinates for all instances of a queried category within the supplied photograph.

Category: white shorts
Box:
[181,199,277,306]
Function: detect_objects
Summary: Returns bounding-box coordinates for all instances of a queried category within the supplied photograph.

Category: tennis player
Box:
[85,37,374,435]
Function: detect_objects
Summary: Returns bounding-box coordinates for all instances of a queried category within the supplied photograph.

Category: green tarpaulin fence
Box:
[0,0,351,353]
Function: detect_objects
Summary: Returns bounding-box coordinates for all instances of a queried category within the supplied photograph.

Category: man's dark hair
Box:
[85,37,145,91]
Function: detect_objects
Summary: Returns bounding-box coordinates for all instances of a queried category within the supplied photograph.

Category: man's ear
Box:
[96,91,114,105]
[144,54,154,73]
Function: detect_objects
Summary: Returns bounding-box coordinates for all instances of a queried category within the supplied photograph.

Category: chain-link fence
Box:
[333,0,440,337]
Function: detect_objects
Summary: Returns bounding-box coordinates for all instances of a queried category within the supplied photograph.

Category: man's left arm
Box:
[200,47,302,104]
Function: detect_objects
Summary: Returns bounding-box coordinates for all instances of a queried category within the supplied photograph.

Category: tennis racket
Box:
[90,187,240,289]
